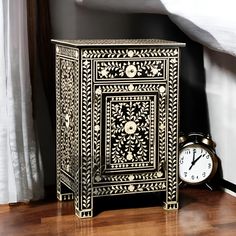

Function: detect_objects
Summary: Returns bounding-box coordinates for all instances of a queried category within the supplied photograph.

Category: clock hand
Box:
[193,154,202,164]
[192,149,196,162]
[189,154,202,170]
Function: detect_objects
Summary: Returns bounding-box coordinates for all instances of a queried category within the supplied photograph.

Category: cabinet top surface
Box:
[52,39,185,47]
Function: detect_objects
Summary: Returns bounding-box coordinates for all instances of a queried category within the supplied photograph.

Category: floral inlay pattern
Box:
[60,59,75,174]
[104,95,156,171]
[96,60,165,80]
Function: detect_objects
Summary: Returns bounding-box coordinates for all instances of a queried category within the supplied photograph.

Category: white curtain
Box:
[76,0,236,56]
[0,0,44,203]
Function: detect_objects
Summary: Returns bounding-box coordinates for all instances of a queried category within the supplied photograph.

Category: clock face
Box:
[179,144,213,184]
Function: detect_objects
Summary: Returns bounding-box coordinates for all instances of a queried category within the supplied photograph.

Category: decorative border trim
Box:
[93,181,166,197]
[82,48,179,59]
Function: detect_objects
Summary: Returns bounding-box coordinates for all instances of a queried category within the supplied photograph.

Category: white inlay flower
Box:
[157,171,163,178]
[128,84,134,91]
[159,123,165,131]
[83,60,89,66]
[95,87,102,95]
[128,175,135,181]
[100,68,109,78]
[95,175,102,182]
[159,86,166,93]
[128,185,135,192]
[94,125,100,132]
[82,51,88,57]
[127,50,134,58]
[151,66,159,76]
[126,152,133,161]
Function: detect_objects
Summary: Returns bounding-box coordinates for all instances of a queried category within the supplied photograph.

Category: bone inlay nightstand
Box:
[52,39,185,218]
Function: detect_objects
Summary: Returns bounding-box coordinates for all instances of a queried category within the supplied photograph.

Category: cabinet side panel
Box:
[55,44,79,201]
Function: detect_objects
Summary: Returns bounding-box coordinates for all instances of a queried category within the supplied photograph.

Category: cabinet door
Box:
[92,83,168,196]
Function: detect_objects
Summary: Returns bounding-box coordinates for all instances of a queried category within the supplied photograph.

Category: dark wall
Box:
[45,0,209,186]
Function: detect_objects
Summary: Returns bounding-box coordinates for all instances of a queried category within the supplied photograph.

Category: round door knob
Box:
[124,121,137,134]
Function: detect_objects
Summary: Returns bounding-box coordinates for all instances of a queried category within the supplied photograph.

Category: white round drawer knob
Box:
[125,65,137,78]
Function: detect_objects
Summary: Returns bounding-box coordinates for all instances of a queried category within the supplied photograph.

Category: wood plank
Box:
[0,188,236,235]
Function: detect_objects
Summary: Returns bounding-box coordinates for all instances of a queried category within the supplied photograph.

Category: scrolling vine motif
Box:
[107,97,153,165]
[96,60,164,79]
[60,59,75,174]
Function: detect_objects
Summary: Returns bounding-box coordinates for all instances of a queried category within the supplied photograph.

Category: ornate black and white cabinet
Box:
[53,39,185,218]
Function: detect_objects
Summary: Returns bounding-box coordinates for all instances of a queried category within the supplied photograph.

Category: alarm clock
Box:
[179,133,218,185]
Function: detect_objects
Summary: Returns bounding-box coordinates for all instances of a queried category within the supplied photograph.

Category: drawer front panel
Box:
[95,58,166,82]
[81,47,179,84]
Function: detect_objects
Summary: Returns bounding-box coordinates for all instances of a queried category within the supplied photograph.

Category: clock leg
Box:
[205,182,214,191]
[179,180,188,189]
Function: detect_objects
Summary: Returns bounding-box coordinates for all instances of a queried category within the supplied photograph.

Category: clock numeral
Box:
[184,172,187,177]
[202,172,206,178]
[191,175,195,180]
[206,155,210,159]
[208,163,212,169]
[180,157,184,164]
[185,149,190,155]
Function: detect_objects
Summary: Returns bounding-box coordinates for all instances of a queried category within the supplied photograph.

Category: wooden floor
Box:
[0,188,236,236]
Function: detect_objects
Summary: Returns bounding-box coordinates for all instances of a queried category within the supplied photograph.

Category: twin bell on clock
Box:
[179,133,219,186]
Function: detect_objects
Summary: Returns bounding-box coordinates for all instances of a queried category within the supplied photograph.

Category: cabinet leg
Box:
[163,201,179,210]
[57,182,74,201]
[75,208,93,218]
[74,169,93,218]
[74,195,93,218]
